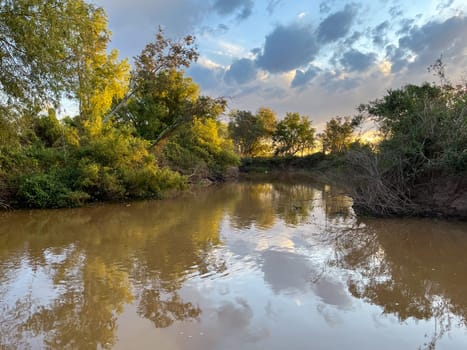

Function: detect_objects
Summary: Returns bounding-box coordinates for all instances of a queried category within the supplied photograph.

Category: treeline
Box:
[234,61,467,218]
[0,0,238,209]
[1,1,465,216]
[228,109,357,157]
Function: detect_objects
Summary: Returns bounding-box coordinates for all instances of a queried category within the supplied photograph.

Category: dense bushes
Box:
[163,118,239,180]
[0,120,187,208]
[347,81,467,216]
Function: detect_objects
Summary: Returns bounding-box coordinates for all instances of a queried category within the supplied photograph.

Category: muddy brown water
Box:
[1,180,467,350]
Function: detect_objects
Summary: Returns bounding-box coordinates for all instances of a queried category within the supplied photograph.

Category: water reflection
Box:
[334,219,467,350]
[0,180,466,349]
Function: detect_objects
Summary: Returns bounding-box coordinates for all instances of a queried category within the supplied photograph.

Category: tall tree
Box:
[115,69,226,147]
[0,0,129,140]
[0,0,114,109]
[105,27,199,121]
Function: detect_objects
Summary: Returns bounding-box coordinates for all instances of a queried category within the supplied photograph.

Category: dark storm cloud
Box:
[340,49,376,72]
[256,23,318,73]
[224,58,257,85]
[397,15,467,71]
[212,0,254,20]
[291,66,321,88]
[317,4,359,43]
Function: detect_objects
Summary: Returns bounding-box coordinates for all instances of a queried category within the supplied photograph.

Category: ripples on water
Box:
[1,179,467,349]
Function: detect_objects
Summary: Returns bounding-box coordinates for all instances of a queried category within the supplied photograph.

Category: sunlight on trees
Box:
[273,112,315,156]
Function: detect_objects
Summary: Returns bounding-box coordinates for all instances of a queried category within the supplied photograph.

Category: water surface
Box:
[1,180,467,349]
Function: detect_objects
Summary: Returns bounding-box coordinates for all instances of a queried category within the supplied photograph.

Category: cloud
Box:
[256,23,318,73]
[389,5,403,18]
[397,15,467,72]
[212,0,254,20]
[250,47,262,55]
[93,0,210,59]
[291,66,321,88]
[340,49,377,72]
[372,20,390,46]
[266,0,283,15]
[436,0,454,11]
[319,2,332,14]
[385,44,408,73]
[200,23,230,35]
[224,58,257,84]
[317,4,358,43]
[321,71,362,92]
[343,31,361,46]
[187,63,224,91]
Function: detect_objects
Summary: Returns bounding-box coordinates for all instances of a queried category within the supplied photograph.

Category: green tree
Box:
[117,69,199,141]
[319,116,354,154]
[106,27,198,120]
[0,0,128,112]
[273,112,315,156]
[228,108,277,156]
[163,118,239,180]
[116,68,227,148]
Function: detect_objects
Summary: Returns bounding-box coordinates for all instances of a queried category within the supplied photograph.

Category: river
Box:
[1,179,467,349]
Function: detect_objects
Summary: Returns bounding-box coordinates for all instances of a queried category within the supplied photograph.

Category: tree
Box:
[273,112,315,156]
[0,0,130,142]
[0,0,118,109]
[115,69,226,148]
[66,3,130,135]
[118,69,199,141]
[163,118,239,179]
[319,116,354,154]
[105,27,199,121]
[256,107,278,154]
[228,108,277,156]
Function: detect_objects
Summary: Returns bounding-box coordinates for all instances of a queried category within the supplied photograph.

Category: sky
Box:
[92,0,467,129]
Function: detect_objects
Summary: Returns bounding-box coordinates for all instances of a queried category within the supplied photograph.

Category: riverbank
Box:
[239,155,467,221]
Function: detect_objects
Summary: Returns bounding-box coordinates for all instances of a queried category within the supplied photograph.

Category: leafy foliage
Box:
[318,116,355,154]
[273,112,315,156]
[163,118,239,180]
[228,108,277,156]
[348,80,467,216]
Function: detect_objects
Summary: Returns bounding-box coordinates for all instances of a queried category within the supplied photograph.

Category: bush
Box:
[17,173,89,208]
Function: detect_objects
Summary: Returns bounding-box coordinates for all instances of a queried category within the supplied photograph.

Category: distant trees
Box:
[318,117,355,154]
[273,113,315,156]
[228,108,277,156]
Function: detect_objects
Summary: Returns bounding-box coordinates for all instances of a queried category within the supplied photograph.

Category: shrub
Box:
[17,173,89,208]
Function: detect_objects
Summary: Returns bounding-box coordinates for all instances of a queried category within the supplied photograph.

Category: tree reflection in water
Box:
[0,181,466,349]
[0,188,231,349]
[333,219,467,350]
